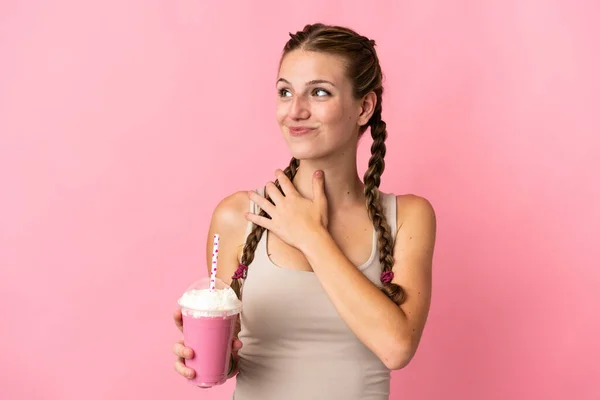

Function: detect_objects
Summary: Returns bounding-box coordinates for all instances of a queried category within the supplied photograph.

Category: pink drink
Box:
[182,313,238,386]
[178,277,242,388]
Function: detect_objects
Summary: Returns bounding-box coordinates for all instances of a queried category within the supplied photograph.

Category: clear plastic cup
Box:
[177,277,242,387]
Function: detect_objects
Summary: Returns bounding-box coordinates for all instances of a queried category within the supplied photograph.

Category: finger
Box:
[231,338,243,358]
[232,338,243,352]
[265,181,284,205]
[275,169,297,196]
[173,309,183,333]
[172,340,194,359]
[248,190,276,215]
[174,359,196,379]
[245,211,272,230]
[312,170,326,206]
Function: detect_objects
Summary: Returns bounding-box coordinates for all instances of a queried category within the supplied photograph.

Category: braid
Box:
[230,157,300,299]
[363,111,406,306]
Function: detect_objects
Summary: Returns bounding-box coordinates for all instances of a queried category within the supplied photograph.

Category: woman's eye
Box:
[278,88,292,97]
[313,88,330,97]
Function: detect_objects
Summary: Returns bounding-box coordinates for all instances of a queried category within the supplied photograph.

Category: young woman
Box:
[172,23,436,400]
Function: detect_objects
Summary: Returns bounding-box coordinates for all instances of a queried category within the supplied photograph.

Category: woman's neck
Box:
[291,157,365,209]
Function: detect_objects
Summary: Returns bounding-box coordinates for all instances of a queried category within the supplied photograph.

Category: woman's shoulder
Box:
[393,193,436,233]
[211,191,251,229]
[394,193,434,212]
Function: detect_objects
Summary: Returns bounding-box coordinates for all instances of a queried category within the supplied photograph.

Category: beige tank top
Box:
[233,187,397,400]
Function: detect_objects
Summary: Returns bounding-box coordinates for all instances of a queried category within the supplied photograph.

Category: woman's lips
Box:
[288,127,316,136]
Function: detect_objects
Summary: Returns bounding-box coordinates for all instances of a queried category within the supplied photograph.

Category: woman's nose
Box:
[288,96,310,120]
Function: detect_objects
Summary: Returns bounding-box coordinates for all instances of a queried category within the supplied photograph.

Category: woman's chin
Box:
[288,147,327,161]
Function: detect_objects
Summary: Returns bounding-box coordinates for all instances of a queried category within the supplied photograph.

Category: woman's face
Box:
[276,50,372,161]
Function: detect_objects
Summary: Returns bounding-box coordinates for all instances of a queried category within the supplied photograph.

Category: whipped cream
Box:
[178,287,241,317]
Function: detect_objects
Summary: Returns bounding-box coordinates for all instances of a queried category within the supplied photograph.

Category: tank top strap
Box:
[243,187,266,245]
[381,191,398,244]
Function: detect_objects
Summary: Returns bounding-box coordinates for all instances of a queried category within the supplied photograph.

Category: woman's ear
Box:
[357,91,377,127]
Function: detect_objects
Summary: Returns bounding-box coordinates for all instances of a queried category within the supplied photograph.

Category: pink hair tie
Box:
[232,263,248,280]
[380,270,394,284]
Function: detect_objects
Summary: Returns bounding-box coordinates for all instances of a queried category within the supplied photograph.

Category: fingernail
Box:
[315,170,322,177]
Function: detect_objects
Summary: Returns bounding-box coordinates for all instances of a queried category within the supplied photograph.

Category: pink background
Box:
[1,1,599,399]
